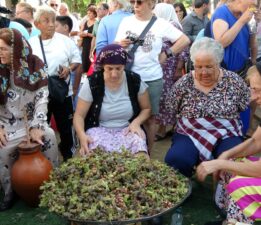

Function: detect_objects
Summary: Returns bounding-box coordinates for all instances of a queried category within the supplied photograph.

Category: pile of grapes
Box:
[40,149,189,221]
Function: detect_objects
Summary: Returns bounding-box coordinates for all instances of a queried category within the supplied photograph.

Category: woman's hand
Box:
[79,134,93,156]
[196,160,222,182]
[124,121,145,138]
[239,8,256,25]
[159,52,167,65]
[118,38,132,48]
[30,128,44,145]
[0,127,7,148]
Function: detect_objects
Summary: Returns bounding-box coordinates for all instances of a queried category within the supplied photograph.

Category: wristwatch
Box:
[165,48,174,58]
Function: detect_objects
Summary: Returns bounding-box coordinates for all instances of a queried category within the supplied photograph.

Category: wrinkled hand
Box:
[0,127,7,148]
[79,134,93,156]
[159,52,167,65]
[196,160,220,182]
[124,122,145,138]
[30,128,44,145]
[119,38,132,48]
[58,66,70,79]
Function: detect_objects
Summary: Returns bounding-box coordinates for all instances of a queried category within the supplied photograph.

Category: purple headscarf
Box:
[95,44,132,71]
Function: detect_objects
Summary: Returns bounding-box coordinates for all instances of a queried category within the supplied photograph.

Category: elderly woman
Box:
[29,5,81,161]
[164,37,250,178]
[0,28,58,211]
[197,63,261,225]
[73,44,151,156]
[115,0,190,152]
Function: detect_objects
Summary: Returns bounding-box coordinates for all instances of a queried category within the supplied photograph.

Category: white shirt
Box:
[29,32,81,96]
[115,16,183,81]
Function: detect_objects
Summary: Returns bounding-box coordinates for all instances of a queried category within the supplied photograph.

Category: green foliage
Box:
[176,0,193,8]
[63,0,100,17]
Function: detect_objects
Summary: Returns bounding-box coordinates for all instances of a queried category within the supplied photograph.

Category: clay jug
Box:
[11,141,53,207]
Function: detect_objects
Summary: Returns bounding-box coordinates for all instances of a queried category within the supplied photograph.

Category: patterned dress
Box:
[0,28,58,201]
[156,22,188,126]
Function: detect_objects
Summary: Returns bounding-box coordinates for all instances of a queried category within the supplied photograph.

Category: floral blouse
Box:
[0,81,49,133]
[165,69,250,121]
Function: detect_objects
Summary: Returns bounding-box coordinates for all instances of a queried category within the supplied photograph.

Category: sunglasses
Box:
[130,0,145,5]
[50,3,58,7]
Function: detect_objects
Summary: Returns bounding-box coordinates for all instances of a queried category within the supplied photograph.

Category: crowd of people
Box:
[0,0,260,224]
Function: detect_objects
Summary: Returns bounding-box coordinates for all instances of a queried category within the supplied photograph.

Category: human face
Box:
[59,5,67,16]
[35,13,56,39]
[240,0,257,12]
[203,3,210,15]
[87,10,96,20]
[175,6,184,21]
[55,21,68,36]
[0,39,11,65]
[131,0,154,20]
[49,0,59,11]
[103,64,125,84]
[15,6,30,21]
[194,52,220,88]
[249,73,261,105]
[97,5,108,18]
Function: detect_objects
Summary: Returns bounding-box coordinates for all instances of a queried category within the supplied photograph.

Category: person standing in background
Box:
[182,0,210,43]
[59,2,80,44]
[79,6,96,73]
[15,2,40,37]
[96,0,132,55]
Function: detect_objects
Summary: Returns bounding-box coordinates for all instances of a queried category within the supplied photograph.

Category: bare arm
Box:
[213,9,254,48]
[127,90,151,138]
[220,126,261,159]
[133,90,151,125]
[73,98,92,155]
[197,158,261,181]
[197,126,261,181]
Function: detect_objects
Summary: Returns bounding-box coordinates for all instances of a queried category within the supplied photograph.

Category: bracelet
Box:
[165,48,174,58]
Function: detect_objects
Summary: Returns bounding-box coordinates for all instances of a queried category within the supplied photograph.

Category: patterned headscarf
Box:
[0,28,47,105]
[95,44,132,71]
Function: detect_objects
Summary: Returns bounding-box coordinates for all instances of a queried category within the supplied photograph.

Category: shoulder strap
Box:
[128,15,157,55]
[39,36,48,68]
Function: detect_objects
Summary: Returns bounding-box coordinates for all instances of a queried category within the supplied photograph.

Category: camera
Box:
[126,36,144,46]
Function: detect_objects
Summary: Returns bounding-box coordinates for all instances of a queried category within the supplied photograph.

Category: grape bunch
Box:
[40,149,189,221]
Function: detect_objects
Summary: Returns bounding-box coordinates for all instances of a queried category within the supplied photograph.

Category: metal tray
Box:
[68,180,192,225]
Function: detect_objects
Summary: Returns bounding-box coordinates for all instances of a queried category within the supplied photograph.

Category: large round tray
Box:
[69,180,192,225]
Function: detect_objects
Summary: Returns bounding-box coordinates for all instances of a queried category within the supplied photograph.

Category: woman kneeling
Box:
[73,44,151,156]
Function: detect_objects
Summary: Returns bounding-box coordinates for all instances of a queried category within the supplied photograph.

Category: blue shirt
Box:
[211,4,250,71]
[96,10,132,55]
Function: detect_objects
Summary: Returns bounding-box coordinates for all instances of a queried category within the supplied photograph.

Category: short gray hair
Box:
[34,5,56,22]
[190,37,224,64]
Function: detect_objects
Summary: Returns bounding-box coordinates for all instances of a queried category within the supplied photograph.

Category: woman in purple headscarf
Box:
[73,44,151,156]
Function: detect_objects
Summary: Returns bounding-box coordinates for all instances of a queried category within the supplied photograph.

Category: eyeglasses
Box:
[50,3,58,7]
[194,66,215,73]
[130,0,145,5]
